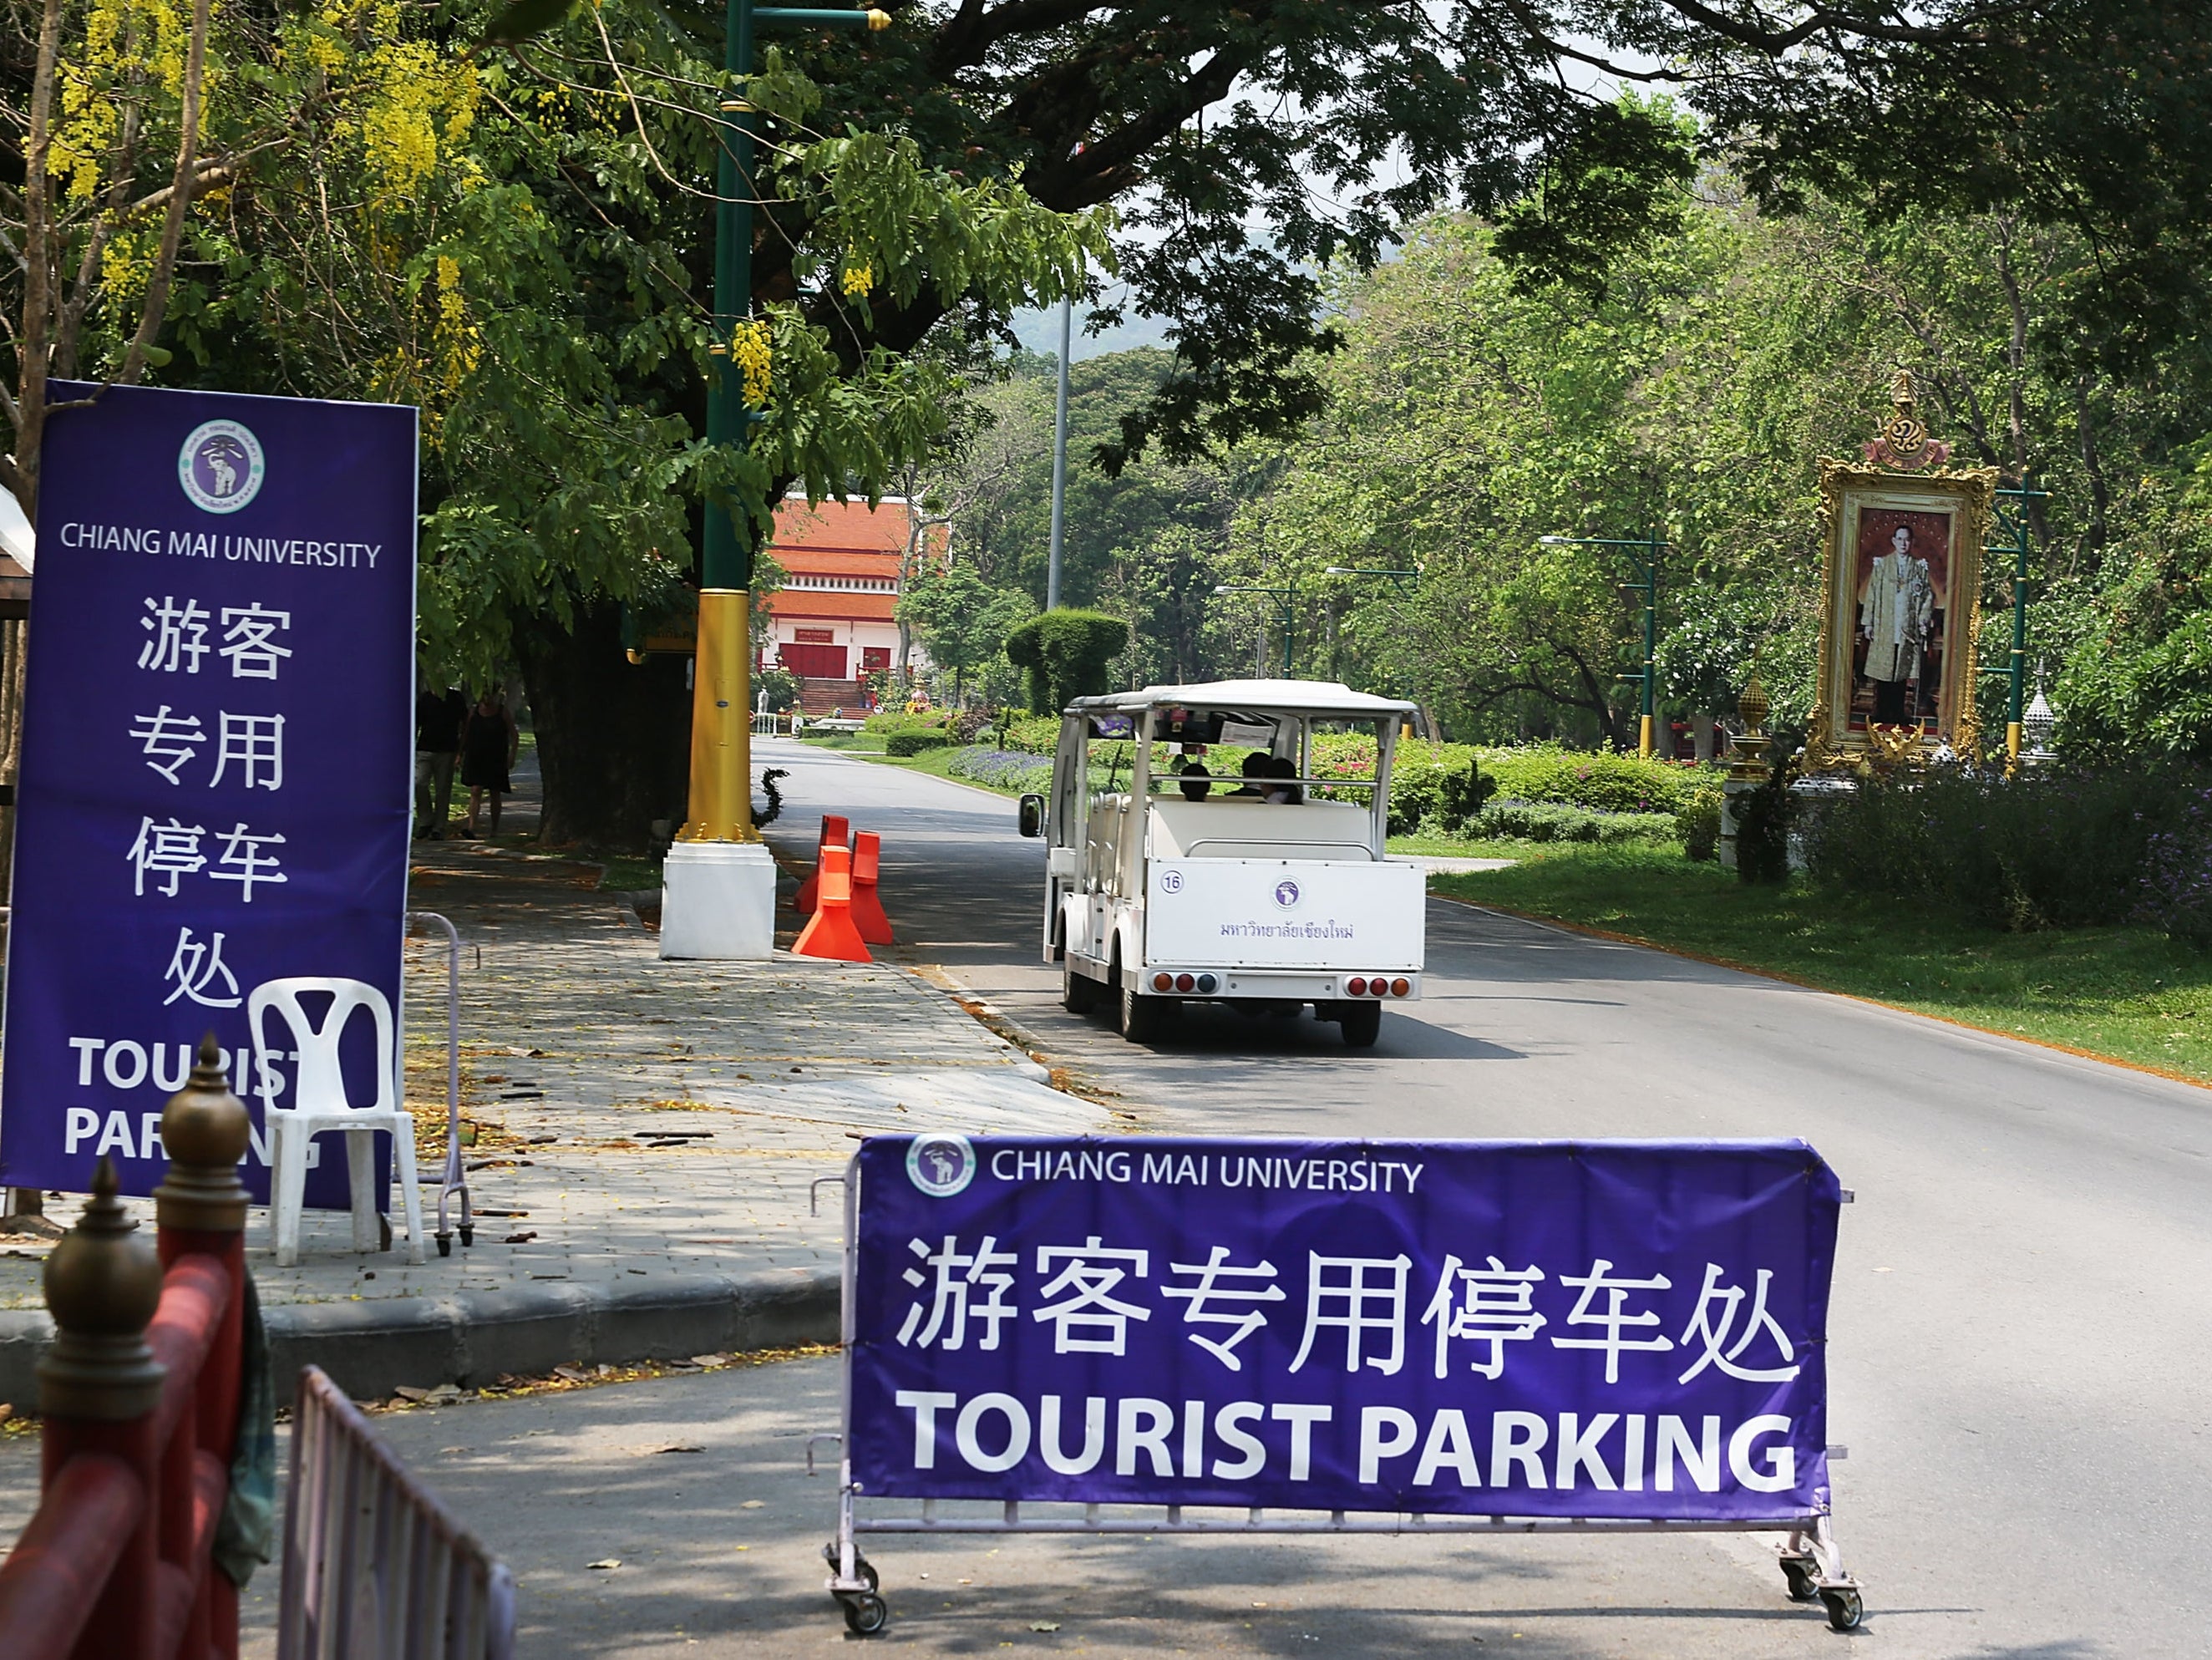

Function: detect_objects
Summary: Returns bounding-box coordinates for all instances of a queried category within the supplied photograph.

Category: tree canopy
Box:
[17,0,2212,832]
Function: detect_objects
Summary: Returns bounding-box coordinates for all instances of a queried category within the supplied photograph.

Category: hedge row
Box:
[1805,764,2212,935]
[885,729,955,756]
[1471,800,1679,845]
[1307,737,1704,835]
[865,708,996,744]
[961,722,1713,847]
[999,713,1063,754]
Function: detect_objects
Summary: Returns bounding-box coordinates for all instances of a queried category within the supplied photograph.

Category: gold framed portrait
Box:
[1810,385,1996,764]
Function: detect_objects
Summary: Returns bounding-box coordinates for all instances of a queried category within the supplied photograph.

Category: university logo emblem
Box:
[178,419,266,515]
[906,1132,977,1198]
[1273,879,1301,909]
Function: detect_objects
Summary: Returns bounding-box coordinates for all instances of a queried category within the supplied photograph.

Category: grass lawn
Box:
[596,854,662,891]
[1433,845,2212,1087]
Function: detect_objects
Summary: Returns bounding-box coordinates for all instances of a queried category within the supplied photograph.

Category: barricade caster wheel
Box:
[1819,1588,1863,1632]
[435,1233,453,1259]
[1780,1559,1819,1601]
[459,1225,474,1247]
[843,1591,889,1635]
[820,1544,879,1591]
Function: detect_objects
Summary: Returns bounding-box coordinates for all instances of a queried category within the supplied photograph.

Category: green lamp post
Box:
[1213,583,1300,678]
[1540,530,1667,759]
[1989,481,2050,768]
[679,0,889,845]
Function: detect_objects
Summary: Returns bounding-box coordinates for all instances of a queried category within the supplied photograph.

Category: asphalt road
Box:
[748,738,2212,1658]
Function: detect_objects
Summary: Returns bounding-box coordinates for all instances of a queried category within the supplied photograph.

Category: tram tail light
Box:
[1367,974,1387,996]
[1346,977,1367,998]
[1174,973,1195,992]
[1391,977,1412,998]
[1152,972,1173,992]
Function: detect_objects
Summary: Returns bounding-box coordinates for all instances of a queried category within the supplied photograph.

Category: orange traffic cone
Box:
[792,844,870,962]
[793,814,850,914]
[850,830,893,946]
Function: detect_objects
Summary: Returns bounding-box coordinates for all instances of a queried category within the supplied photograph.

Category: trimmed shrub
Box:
[1677,781,1722,861]
[1001,713,1063,754]
[1735,767,1795,885]
[1005,610,1129,713]
[1807,764,2176,927]
[1469,800,1679,844]
[864,709,954,737]
[2137,787,2212,946]
[1475,746,1703,814]
[885,729,955,757]
[1311,735,1707,836]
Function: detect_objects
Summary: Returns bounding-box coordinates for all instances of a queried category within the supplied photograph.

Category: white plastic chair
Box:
[249,977,425,1266]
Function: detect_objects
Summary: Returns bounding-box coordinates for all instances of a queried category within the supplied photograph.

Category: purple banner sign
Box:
[2,383,417,1206]
[849,1136,1839,1522]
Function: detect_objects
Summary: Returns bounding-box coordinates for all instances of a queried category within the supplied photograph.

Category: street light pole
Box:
[1047,292,1071,612]
[663,0,887,957]
[1539,531,1667,758]
[682,0,889,848]
[1991,482,2050,765]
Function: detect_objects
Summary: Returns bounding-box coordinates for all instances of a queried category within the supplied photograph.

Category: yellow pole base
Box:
[675,588,758,843]
[2006,720,2022,760]
[1638,713,1654,759]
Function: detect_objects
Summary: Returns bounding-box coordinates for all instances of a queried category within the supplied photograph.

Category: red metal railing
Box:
[0,1036,251,1660]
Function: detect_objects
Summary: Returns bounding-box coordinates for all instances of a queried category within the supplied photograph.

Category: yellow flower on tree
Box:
[840,257,874,299]
[731,318,773,407]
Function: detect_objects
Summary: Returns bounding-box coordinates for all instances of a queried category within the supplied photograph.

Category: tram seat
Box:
[1144,798,1376,860]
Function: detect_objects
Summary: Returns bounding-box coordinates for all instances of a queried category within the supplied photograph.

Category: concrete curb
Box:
[0,1263,841,1409]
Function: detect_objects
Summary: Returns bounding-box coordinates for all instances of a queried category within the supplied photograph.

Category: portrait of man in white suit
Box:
[1851,511,1949,727]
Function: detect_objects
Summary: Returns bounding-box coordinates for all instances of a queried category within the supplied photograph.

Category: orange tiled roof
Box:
[764,591,900,621]
[769,496,949,560]
[771,548,903,577]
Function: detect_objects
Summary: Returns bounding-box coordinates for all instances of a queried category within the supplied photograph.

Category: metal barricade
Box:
[406,910,473,1255]
[817,1135,1866,1639]
[278,1365,515,1660]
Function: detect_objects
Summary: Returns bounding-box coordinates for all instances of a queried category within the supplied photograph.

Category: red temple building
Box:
[758,495,944,712]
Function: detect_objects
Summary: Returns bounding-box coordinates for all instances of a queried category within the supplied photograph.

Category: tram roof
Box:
[1067,679,1418,718]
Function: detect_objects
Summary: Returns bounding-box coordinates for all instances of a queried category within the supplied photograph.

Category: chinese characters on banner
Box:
[850,1137,1841,1522]
[1,384,417,1207]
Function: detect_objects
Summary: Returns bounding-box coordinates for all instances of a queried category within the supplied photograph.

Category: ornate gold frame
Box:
[1809,456,1996,767]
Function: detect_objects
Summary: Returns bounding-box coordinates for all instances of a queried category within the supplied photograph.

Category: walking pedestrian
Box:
[462,689,520,839]
[414,680,467,838]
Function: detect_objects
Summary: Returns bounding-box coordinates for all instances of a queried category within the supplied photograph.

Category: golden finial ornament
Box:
[1862,368,1951,471]
[38,1158,167,1420]
[154,1033,251,1234]
[1727,673,1773,780]
[1736,673,1770,735]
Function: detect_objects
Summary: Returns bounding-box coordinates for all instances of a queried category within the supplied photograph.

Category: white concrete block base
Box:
[659,841,777,959]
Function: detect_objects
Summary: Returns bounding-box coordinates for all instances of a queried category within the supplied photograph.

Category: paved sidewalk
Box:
[0,838,1098,1404]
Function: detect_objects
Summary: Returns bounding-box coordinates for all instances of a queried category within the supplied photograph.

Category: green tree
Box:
[897,560,1033,704]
